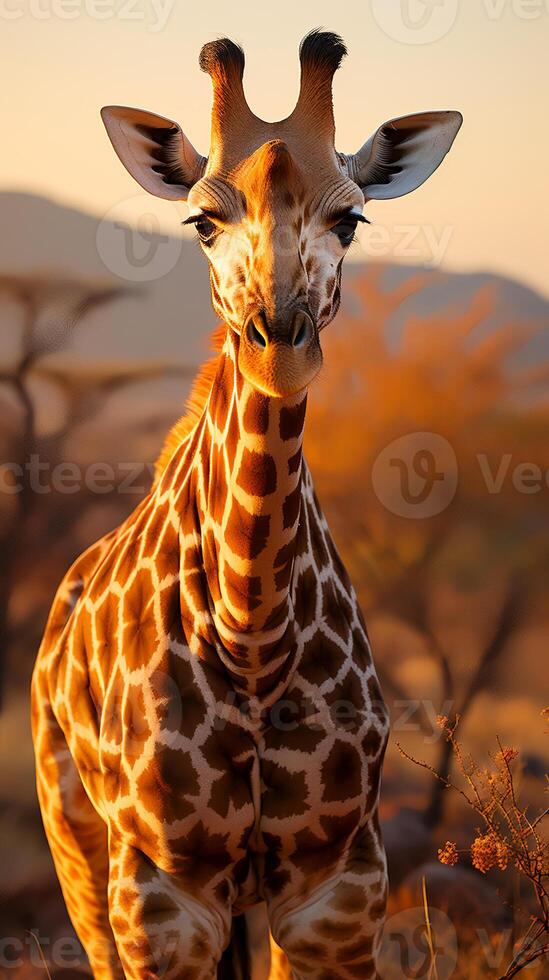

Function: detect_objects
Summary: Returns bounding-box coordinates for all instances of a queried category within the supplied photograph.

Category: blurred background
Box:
[0,1,548,978]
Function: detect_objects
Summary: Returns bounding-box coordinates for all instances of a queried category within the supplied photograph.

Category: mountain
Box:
[1,191,547,374]
[0,191,216,370]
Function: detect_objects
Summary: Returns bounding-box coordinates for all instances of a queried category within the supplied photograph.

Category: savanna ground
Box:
[0,265,547,978]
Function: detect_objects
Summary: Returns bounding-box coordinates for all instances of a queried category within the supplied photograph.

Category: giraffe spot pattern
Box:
[32,332,389,979]
[279,398,307,440]
[236,448,277,496]
[225,498,270,560]
[242,390,269,434]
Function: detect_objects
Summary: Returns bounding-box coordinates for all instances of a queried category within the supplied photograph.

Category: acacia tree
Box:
[0,273,193,702]
[306,264,549,826]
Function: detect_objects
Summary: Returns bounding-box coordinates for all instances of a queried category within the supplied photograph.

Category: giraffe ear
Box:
[101,106,207,201]
[346,110,462,200]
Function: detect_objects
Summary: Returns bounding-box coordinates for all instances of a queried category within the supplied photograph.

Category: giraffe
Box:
[32,31,462,980]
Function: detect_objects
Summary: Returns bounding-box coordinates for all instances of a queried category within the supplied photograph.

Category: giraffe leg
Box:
[267,821,387,980]
[33,700,123,979]
[107,836,231,979]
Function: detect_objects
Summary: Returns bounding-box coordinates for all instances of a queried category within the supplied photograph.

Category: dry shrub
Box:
[398,712,548,978]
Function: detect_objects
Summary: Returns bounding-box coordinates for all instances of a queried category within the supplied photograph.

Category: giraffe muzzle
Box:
[246,310,313,351]
[239,309,322,397]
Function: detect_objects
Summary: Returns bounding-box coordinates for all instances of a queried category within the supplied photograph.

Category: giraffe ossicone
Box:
[33,30,461,979]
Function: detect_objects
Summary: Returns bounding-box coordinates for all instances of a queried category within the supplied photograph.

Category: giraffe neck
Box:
[194,328,306,678]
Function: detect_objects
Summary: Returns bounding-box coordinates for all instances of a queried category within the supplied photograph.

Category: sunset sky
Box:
[1,0,547,296]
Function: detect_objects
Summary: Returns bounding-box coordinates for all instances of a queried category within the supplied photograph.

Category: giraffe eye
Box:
[195,216,217,245]
[331,219,358,247]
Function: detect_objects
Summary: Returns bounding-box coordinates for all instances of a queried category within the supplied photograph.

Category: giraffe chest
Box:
[254,605,388,885]
[90,590,385,900]
[50,504,387,906]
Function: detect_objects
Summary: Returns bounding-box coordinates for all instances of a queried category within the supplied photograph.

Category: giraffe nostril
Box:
[246,317,268,350]
[291,312,313,349]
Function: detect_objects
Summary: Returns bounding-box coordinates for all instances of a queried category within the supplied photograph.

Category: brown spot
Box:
[321,579,352,645]
[262,598,289,632]
[202,725,254,819]
[291,815,352,872]
[202,529,221,602]
[262,759,309,818]
[282,485,301,529]
[299,630,346,686]
[293,566,318,630]
[263,718,325,755]
[141,891,180,924]
[262,832,291,896]
[321,741,362,802]
[279,399,306,440]
[288,449,301,475]
[329,882,367,914]
[209,443,228,524]
[313,918,357,941]
[337,934,375,963]
[157,654,207,736]
[236,449,277,497]
[290,827,327,875]
[362,726,383,757]
[308,508,329,565]
[225,500,270,560]
[184,567,206,616]
[135,750,197,825]
[243,391,269,434]
[159,583,184,643]
[224,563,262,613]
[288,939,328,961]
[347,964,376,979]
[325,668,364,729]
[121,570,158,669]
[117,807,159,856]
[274,560,292,591]
[226,405,240,464]
[275,540,294,568]
[170,821,233,883]
[319,808,361,846]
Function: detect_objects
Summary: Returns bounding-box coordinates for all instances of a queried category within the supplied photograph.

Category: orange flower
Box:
[495,747,519,768]
[471,832,510,873]
[438,841,459,866]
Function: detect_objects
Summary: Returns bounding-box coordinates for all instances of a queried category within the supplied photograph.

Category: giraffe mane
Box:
[153,324,226,484]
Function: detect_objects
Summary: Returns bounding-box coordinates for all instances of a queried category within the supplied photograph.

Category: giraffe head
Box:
[102,31,462,397]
